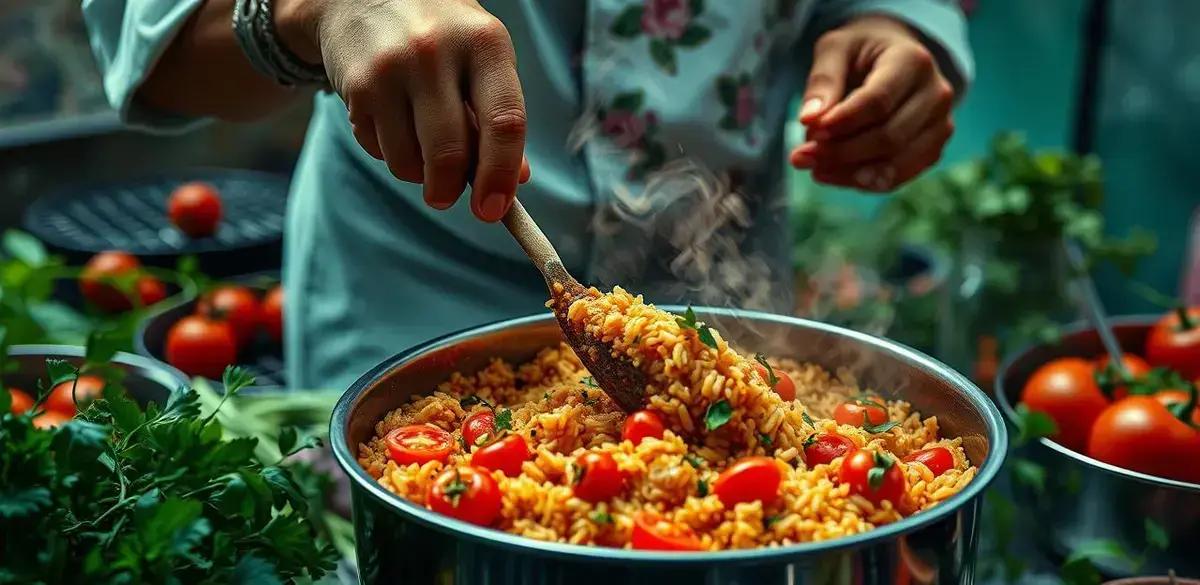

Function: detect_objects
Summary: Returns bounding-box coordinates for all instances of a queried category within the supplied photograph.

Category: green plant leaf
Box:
[277,427,298,457]
[1144,518,1169,550]
[677,24,711,47]
[649,39,677,75]
[697,326,718,349]
[704,399,732,431]
[231,554,282,585]
[1013,404,1057,445]
[45,358,78,388]
[85,329,123,365]
[610,6,644,37]
[1011,457,1046,494]
[611,91,644,113]
[3,230,47,267]
[261,466,307,512]
[0,487,52,518]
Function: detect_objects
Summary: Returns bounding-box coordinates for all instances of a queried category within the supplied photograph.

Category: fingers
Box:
[799,30,855,124]
[411,69,473,211]
[361,96,424,183]
[810,118,953,193]
[796,76,953,167]
[466,18,527,223]
[809,44,934,140]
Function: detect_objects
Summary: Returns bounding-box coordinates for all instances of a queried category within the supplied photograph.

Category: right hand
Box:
[278,0,531,222]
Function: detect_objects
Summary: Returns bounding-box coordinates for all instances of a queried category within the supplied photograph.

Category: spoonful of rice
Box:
[502,200,649,412]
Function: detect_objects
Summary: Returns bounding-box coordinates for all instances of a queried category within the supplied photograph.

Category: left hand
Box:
[789,15,956,192]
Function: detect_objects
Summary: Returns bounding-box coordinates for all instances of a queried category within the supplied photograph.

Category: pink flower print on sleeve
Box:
[610,0,714,75]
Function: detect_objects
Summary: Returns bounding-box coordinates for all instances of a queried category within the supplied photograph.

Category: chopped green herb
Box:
[852,392,888,410]
[860,412,900,434]
[754,353,778,388]
[696,479,709,497]
[569,462,586,485]
[763,515,780,528]
[758,433,772,446]
[675,306,700,329]
[444,469,469,507]
[460,395,494,410]
[457,435,468,450]
[675,306,718,349]
[581,376,598,388]
[684,453,704,468]
[1144,518,1169,550]
[704,400,733,432]
[1013,404,1058,446]
[803,434,818,448]
[543,392,551,400]
[697,327,718,349]
[801,411,816,427]
[494,409,513,432]
[589,511,613,524]
[867,451,895,490]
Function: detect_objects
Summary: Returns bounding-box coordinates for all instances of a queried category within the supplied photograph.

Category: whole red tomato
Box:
[803,433,855,466]
[1020,358,1108,451]
[1094,353,1152,400]
[1152,389,1200,425]
[168,182,223,237]
[712,456,782,506]
[471,434,530,476]
[199,286,261,348]
[165,315,237,379]
[8,388,33,415]
[1145,307,1200,379]
[261,285,284,343]
[33,410,71,429]
[80,251,154,312]
[839,448,906,505]
[1087,395,1200,483]
[621,409,666,445]
[426,466,501,526]
[461,410,496,448]
[46,375,106,417]
[571,451,624,503]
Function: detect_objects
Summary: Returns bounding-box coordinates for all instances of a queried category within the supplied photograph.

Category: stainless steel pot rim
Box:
[9,344,189,391]
[332,306,1009,564]
[994,314,1200,493]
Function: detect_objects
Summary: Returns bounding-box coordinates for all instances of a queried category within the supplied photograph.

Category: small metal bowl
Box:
[7,344,187,407]
[332,307,1008,584]
[995,315,1200,577]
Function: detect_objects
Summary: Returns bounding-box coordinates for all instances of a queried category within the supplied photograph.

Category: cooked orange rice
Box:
[358,287,976,549]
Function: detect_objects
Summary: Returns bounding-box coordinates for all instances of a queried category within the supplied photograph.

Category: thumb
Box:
[800,34,853,125]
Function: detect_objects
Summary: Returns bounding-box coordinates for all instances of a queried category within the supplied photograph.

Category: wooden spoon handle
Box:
[502,200,563,276]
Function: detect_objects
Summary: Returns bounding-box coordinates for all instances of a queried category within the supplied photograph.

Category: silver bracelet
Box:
[232,0,328,88]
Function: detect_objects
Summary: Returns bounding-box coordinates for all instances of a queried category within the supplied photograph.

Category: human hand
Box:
[277,0,531,222]
[788,15,956,192]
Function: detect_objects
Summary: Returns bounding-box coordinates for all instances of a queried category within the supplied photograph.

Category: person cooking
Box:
[81,0,971,390]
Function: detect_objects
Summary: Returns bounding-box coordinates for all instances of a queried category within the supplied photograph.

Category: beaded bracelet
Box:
[233,0,328,88]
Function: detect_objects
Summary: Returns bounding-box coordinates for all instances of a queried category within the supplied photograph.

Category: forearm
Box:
[137,0,309,122]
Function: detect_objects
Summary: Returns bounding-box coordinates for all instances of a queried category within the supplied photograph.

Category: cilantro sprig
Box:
[754,353,778,388]
[704,400,733,432]
[676,306,718,349]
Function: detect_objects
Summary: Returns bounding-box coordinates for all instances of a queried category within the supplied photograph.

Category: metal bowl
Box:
[995,315,1200,577]
[331,307,1007,585]
[7,344,187,407]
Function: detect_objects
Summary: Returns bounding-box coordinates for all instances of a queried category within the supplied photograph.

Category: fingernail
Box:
[481,192,511,222]
[426,195,455,211]
[797,141,818,154]
[854,168,875,188]
[811,130,831,142]
[800,98,824,119]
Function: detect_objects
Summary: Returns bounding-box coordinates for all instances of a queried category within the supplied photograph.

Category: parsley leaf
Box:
[867,451,895,490]
[754,353,778,388]
[494,409,513,432]
[581,376,597,388]
[1013,404,1058,446]
[758,433,772,446]
[589,511,613,524]
[801,411,816,427]
[675,306,718,349]
[860,412,900,434]
[704,400,733,432]
[684,453,704,468]
[697,327,718,349]
[763,515,780,528]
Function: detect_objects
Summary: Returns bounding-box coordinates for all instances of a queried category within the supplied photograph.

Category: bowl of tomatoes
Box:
[995,308,1200,577]
[136,276,286,389]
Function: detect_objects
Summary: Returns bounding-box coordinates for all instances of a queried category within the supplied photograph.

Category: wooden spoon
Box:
[501,200,647,412]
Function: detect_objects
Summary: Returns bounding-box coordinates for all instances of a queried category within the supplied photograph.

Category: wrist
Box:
[274,0,325,65]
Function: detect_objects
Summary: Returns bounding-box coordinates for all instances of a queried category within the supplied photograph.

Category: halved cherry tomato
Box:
[571,451,624,503]
[168,182,223,237]
[471,434,530,476]
[1019,357,1108,451]
[199,286,261,348]
[903,447,955,477]
[462,410,496,448]
[426,466,502,526]
[1153,389,1200,425]
[839,449,906,505]
[261,285,284,343]
[803,433,855,466]
[8,388,33,415]
[1086,395,1200,483]
[80,251,159,312]
[712,456,782,506]
[1145,307,1200,379]
[755,363,796,401]
[33,410,71,429]
[631,511,704,551]
[165,315,238,379]
[46,375,106,417]
[385,424,454,466]
[622,409,666,445]
[1094,353,1152,400]
[834,397,889,428]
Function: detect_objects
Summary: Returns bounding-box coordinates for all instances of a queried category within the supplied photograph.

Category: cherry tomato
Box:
[1087,396,1200,483]
[199,286,262,348]
[138,276,167,307]
[261,285,284,343]
[168,182,223,237]
[1152,389,1200,425]
[803,432,855,466]
[79,251,147,312]
[712,456,782,507]
[839,449,906,505]
[1094,353,1153,400]
[165,315,238,379]
[631,511,705,551]
[1019,358,1108,451]
[755,363,796,401]
[385,424,455,466]
[571,451,624,503]
[426,466,502,526]
[8,388,33,415]
[834,397,889,428]
[622,410,666,445]
[1145,307,1200,380]
[33,410,71,429]
[471,434,530,476]
[46,375,106,417]
[462,410,496,448]
[903,447,955,477]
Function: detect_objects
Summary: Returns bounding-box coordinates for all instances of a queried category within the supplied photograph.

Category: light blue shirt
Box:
[82,0,971,390]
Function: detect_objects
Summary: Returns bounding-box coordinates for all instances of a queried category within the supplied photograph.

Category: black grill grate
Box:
[24,169,289,256]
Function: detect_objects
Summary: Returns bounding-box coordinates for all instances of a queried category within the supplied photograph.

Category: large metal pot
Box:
[995,315,1200,577]
[331,308,1008,585]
